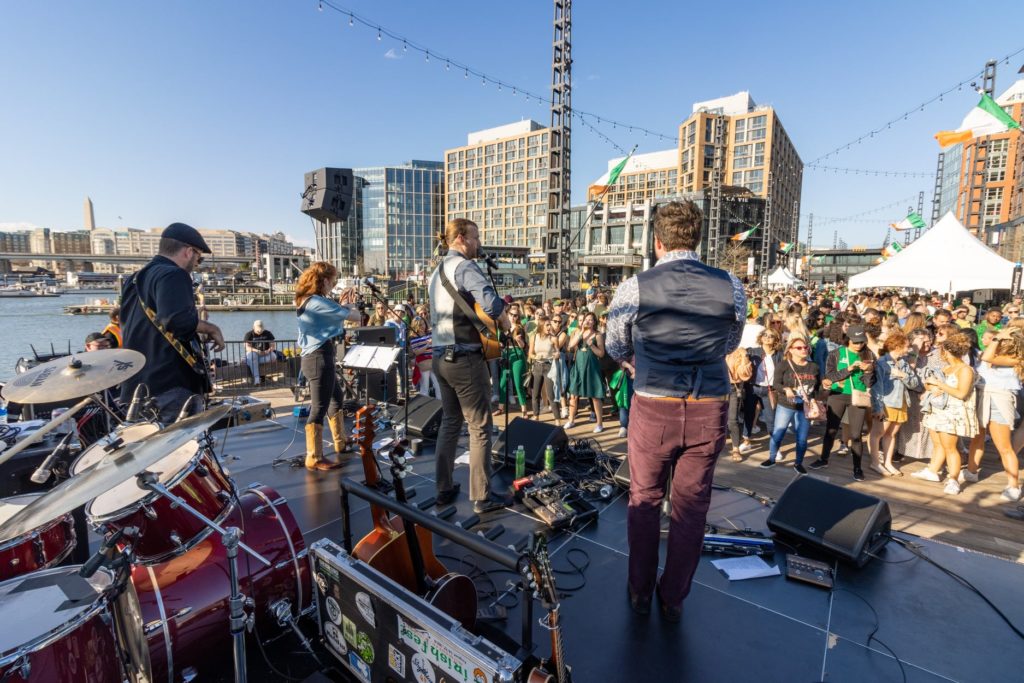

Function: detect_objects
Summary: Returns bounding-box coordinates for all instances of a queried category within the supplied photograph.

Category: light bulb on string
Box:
[349,14,354,27]
[317,0,323,11]
[377,28,381,40]
[445,60,450,71]
[464,69,468,79]
[402,41,407,52]
[425,51,429,62]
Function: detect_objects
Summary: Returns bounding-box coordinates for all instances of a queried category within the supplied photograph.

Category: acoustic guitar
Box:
[473,303,502,361]
[527,533,570,683]
[350,405,477,629]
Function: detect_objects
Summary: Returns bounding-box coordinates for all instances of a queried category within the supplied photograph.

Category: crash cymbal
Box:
[1,349,146,404]
[0,404,230,542]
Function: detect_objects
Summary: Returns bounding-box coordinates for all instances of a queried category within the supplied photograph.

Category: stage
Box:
[212,412,1024,683]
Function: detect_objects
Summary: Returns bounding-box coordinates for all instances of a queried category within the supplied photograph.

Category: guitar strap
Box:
[126,268,205,374]
[437,255,495,342]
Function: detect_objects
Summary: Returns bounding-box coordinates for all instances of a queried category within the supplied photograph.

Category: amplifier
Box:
[309,539,522,683]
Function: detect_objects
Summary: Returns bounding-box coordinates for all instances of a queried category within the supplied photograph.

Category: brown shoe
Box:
[312,460,342,471]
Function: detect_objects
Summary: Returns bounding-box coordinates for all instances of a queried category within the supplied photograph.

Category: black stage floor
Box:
[212,415,1024,683]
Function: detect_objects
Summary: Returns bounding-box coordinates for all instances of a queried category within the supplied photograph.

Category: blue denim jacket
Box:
[871,353,923,411]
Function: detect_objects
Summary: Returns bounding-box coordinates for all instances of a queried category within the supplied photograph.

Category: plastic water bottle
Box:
[0,400,7,425]
[515,444,526,479]
[544,445,555,471]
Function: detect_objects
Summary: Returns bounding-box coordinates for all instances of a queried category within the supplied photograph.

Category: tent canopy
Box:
[767,267,801,287]
[848,212,1015,294]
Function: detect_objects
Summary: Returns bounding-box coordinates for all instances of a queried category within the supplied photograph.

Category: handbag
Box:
[788,360,826,421]
[851,388,873,408]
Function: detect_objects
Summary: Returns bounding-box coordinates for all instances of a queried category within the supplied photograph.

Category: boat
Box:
[0,284,61,298]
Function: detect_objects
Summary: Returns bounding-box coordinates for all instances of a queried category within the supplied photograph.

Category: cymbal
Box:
[1,349,146,403]
[0,404,230,543]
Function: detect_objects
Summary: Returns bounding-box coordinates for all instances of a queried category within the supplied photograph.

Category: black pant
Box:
[727,387,745,450]
[821,393,868,470]
[531,360,555,417]
[301,343,343,425]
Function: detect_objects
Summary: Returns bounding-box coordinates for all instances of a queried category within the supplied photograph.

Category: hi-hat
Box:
[0,405,230,542]
[1,349,146,403]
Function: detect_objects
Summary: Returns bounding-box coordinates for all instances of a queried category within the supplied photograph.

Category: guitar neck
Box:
[391,462,430,595]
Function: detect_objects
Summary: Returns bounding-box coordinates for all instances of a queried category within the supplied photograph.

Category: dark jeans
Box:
[155,386,200,425]
[727,388,745,450]
[627,395,727,609]
[301,343,343,425]
[434,352,494,502]
[821,393,868,470]
[744,385,774,437]
[531,360,556,417]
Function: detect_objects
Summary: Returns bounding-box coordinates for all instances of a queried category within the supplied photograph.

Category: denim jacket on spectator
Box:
[871,353,923,412]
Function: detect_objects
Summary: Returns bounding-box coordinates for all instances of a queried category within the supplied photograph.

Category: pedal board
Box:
[703,533,775,557]
[516,471,598,530]
[785,553,834,589]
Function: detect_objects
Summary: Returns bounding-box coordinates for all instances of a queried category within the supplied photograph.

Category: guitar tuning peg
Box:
[395,469,408,480]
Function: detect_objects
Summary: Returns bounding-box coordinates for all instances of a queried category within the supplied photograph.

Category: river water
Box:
[0,293,302,380]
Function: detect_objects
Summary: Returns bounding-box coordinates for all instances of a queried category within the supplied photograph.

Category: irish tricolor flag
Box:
[890,212,926,232]
[935,91,1020,148]
[590,146,637,195]
[731,226,758,242]
[883,241,903,258]
[778,242,795,254]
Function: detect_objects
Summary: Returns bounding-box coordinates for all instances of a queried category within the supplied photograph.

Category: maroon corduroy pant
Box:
[627,395,727,609]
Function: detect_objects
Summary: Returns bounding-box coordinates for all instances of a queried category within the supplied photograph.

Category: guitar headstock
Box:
[529,532,559,609]
[352,404,384,453]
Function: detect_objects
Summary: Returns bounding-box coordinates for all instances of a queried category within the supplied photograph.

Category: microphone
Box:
[30,432,74,484]
[125,384,148,423]
[479,251,499,270]
[79,527,132,578]
[362,277,380,294]
[175,395,199,423]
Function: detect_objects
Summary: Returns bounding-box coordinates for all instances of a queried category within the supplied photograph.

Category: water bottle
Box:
[515,444,526,479]
[0,400,7,425]
[544,444,555,471]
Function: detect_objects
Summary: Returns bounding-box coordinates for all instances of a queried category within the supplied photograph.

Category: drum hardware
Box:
[28,431,74,485]
[269,598,324,668]
[133,471,270,567]
[224,525,255,683]
[142,505,158,521]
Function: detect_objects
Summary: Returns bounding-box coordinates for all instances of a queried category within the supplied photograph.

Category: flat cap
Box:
[162,222,211,254]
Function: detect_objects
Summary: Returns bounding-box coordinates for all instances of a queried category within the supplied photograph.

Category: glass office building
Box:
[354,160,445,278]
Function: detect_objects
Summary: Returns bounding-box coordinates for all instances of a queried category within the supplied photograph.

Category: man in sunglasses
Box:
[119,222,225,423]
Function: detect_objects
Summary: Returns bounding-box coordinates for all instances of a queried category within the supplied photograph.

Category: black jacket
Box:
[119,255,204,401]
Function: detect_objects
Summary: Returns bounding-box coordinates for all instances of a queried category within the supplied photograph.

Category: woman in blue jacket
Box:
[870,330,922,477]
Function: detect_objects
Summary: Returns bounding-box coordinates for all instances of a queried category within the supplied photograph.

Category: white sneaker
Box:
[593,425,605,434]
[563,421,575,430]
[911,468,941,482]
[738,442,753,454]
[617,427,627,438]
[750,425,762,435]
[943,479,962,495]
[958,469,979,484]
[1001,487,1023,502]
[836,444,849,456]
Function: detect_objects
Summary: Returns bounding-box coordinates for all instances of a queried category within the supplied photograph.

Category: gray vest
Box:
[632,258,737,397]
[428,252,479,349]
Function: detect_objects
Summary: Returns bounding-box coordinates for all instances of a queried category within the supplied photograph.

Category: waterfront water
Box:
[0,294,301,379]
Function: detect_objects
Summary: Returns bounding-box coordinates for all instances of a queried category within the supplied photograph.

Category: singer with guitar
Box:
[428,218,512,514]
[119,223,225,424]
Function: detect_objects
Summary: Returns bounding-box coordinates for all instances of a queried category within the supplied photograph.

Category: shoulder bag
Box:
[789,359,825,422]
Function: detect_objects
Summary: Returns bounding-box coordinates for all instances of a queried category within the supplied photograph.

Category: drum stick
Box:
[0,395,94,466]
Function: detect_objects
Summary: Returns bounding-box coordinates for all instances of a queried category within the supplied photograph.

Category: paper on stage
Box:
[342,344,402,371]
[710,556,781,581]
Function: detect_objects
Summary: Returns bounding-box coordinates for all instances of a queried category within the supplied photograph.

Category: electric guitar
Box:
[527,533,570,683]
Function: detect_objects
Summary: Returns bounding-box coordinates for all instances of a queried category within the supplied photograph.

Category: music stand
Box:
[343,344,403,416]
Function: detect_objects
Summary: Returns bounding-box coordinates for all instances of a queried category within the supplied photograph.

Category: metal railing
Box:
[208,339,301,395]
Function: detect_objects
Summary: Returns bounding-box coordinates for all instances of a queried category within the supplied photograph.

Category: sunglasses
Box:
[790,345,808,350]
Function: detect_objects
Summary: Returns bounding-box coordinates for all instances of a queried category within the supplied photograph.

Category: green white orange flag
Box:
[779,242,795,254]
[731,226,758,242]
[935,91,1020,148]
[890,212,926,231]
[590,146,637,194]
[883,241,904,258]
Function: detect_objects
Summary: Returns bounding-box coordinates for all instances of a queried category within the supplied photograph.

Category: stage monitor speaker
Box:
[767,476,891,567]
[491,417,567,473]
[613,455,630,489]
[364,370,398,404]
[389,395,443,440]
[301,167,353,222]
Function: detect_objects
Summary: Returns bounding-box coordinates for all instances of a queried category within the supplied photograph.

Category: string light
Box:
[317,0,323,11]
[377,27,381,41]
[349,13,354,26]
[424,51,429,62]
[807,164,936,179]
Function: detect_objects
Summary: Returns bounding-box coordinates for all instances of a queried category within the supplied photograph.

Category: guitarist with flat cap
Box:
[429,218,511,514]
[120,222,225,423]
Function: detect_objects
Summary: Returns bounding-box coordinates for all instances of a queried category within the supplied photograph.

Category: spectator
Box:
[102,306,121,347]
[243,320,277,386]
[744,328,781,443]
[761,336,820,474]
[975,308,1003,348]
[564,312,607,433]
[725,347,753,461]
[528,315,561,422]
[496,324,530,418]
[869,330,922,476]
[85,331,112,352]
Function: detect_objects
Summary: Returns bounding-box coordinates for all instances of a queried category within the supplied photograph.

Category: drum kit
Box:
[0,351,312,682]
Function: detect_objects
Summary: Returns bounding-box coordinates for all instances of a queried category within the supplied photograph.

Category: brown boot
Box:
[305,424,340,471]
[327,412,350,458]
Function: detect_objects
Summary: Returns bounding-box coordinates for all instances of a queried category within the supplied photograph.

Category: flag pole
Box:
[567,145,639,254]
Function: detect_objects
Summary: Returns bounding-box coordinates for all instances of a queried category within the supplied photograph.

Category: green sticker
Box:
[356,631,375,664]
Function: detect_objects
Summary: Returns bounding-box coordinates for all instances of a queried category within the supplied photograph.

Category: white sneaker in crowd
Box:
[836,444,850,456]
[617,427,627,438]
[593,425,605,434]
[911,468,941,482]
[1001,487,1023,502]
[958,468,979,483]
[750,425,762,435]
[738,442,753,454]
[943,479,962,495]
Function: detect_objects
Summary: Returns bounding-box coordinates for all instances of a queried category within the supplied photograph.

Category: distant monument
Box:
[84,196,95,231]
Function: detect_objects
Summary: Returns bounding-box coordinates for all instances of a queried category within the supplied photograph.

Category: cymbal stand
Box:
[0,392,123,466]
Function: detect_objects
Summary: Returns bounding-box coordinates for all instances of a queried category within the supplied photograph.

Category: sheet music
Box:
[342,344,402,372]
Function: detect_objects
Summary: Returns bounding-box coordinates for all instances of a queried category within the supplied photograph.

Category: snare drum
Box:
[0,494,76,581]
[0,566,149,682]
[79,438,235,564]
[131,483,310,682]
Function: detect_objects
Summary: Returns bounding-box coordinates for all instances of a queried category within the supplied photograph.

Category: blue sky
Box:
[2,1,1022,248]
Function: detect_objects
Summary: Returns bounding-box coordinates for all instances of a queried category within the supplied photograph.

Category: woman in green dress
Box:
[565,312,607,433]
[495,324,529,417]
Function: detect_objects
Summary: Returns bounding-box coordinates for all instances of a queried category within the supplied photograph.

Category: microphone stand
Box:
[363,286,410,443]
[481,256,512,472]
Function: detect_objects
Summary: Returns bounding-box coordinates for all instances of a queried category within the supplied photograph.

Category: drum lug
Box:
[217,491,233,504]
[32,535,46,565]
[195,463,210,477]
[181,667,199,682]
[142,505,158,521]
[14,655,29,680]
[170,532,183,548]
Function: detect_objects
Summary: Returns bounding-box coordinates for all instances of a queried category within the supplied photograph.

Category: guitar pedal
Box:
[785,554,834,589]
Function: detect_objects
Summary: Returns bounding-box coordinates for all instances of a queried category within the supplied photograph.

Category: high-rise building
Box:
[588,91,803,271]
[84,197,95,231]
[351,161,444,278]
[444,121,551,250]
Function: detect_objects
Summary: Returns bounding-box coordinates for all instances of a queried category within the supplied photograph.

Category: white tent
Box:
[766,267,802,288]
[848,212,1016,294]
